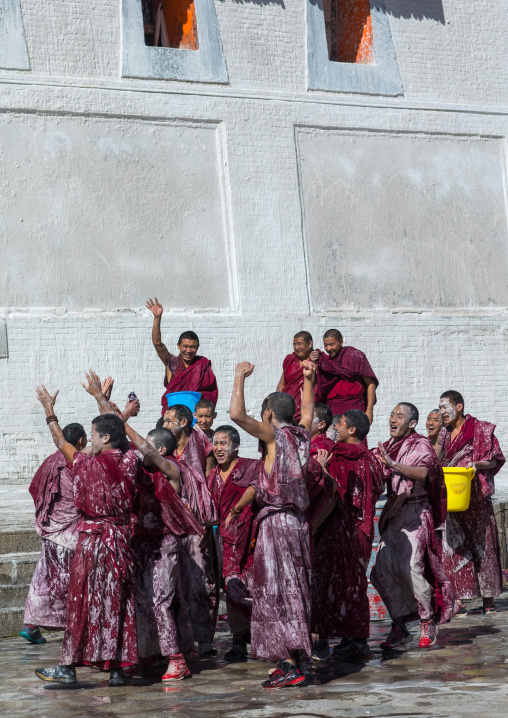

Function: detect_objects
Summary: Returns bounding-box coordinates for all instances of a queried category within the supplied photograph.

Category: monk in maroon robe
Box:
[146,298,218,415]
[311,410,383,662]
[130,427,204,682]
[22,424,87,644]
[439,390,505,614]
[207,425,259,662]
[312,329,378,424]
[371,403,454,652]
[34,374,141,687]
[276,331,314,421]
[310,403,335,456]
[228,360,316,689]
[163,404,219,653]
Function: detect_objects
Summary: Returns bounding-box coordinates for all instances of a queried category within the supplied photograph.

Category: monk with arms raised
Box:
[146,297,218,415]
[229,360,316,688]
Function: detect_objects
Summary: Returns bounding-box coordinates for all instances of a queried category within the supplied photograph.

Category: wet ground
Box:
[3,597,508,718]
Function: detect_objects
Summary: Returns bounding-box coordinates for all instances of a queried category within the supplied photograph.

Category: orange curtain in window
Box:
[336,0,373,64]
[161,0,198,50]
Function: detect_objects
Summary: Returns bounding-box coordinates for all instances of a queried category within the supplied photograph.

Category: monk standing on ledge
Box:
[276,332,314,421]
[312,329,378,424]
[146,297,218,415]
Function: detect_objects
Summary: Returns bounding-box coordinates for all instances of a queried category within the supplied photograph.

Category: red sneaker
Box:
[418,619,437,648]
[262,662,306,688]
[380,623,413,650]
[162,655,191,681]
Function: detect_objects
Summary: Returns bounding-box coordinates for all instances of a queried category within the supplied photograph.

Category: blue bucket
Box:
[165,391,202,426]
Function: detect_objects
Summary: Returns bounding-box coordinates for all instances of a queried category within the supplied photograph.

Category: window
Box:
[306,0,401,95]
[0,0,29,70]
[122,0,228,83]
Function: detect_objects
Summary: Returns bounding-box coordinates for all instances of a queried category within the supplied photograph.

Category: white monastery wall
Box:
[0,0,507,481]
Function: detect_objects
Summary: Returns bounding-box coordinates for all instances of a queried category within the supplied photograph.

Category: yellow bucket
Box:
[443,467,475,512]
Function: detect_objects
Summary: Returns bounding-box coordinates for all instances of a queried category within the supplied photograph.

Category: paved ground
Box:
[3,597,508,718]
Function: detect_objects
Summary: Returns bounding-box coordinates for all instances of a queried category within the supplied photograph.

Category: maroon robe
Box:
[133,460,203,659]
[441,416,505,600]
[25,452,80,630]
[161,353,218,415]
[311,443,384,639]
[281,353,304,420]
[208,458,259,637]
[249,426,312,661]
[371,433,454,625]
[316,346,378,415]
[60,449,139,668]
[310,434,335,457]
[173,430,219,645]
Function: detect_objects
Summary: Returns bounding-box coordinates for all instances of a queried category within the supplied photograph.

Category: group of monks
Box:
[22,297,505,689]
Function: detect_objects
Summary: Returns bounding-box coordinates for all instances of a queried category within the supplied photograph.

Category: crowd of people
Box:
[22,297,506,689]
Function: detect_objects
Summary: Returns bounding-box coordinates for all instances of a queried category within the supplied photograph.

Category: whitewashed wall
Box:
[0,0,507,482]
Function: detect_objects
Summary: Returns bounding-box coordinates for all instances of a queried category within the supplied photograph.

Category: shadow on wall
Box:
[373,0,445,24]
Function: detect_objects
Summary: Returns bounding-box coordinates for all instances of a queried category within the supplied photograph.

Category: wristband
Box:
[46,415,58,425]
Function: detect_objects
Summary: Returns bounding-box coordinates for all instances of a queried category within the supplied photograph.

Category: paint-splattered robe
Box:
[371,433,454,624]
[311,442,384,638]
[249,426,312,661]
[24,451,80,630]
[441,416,505,599]
[133,459,204,659]
[60,449,139,668]
[208,458,259,638]
[173,429,219,644]
[316,346,378,415]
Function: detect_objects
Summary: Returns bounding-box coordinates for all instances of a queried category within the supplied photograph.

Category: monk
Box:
[207,425,258,662]
[426,409,443,461]
[22,423,87,645]
[439,390,505,615]
[276,331,314,421]
[146,297,218,414]
[162,404,218,654]
[130,426,204,682]
[371,403,454,650]
[194,398,217,439]
[228,360,316,688]
[310,403,335,456]
[34,373,139,686]
[312,329,378,424]
[311,410,384,662]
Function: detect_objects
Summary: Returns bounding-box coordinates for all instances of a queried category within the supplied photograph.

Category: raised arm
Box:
[146,297,170,367]
[364,376,376,425]
[230,362,275,444]
[124,422,181,493]
[82,370,116,415]
[36,385,77,464]
[299,360,317,434]
[377,442,428,482]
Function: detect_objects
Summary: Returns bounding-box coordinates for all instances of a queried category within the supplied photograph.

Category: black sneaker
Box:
[311,639,330,662]
[262,661,306,688]
[35,665,77,684]
[20,626,47,644]
[109,668,127,687]
[332,637,355,657]
[224,640,248,663]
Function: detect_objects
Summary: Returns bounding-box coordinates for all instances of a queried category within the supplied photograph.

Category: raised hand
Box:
[235,362,255,378]
[146,297,163,318]
[310,350,320,363]
[301,360,317,381]
[101,376,114,400]
[82,370,103,398]
[123,398,140,420]
[109,401,125,420]
[377,442,394,468]
[36,385,59,412]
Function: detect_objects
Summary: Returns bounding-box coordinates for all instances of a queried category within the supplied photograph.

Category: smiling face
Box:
[389,404,414,439]
[439,398,462,426]
[323,335,343,358]
[426,411,442,438]
[335,415,354,442]
[212,432,238,466]
[293,336,312,360]
[163,409,186,438]
[178,338,199,365]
